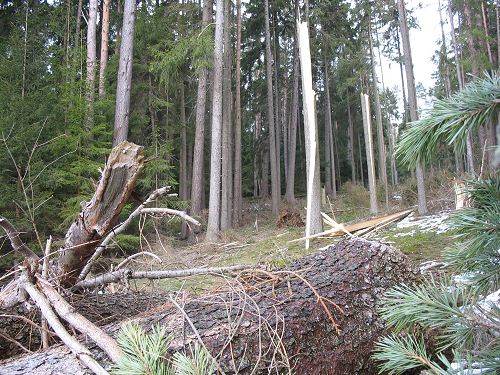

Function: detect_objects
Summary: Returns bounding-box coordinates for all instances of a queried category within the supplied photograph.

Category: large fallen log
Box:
[0,239,418,375]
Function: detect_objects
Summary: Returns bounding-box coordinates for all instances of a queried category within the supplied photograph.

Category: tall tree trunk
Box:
[205,0,225,242]
[395,31,409,126]
[297,21,322,247]
[221,0,233,230]
[323,48,336,198]
[358,131,365,187]
[74,0,83,49]
[179,82,188,239]
[254,112,262,198]
[285,42,299,205]
[262,143,270,198]
[113,0,136,146]
[233,0,242,227]
[368,21,388,209]
[191,0,213,219]
[98,0,111,97]
[264,0,280,216]
[360,93,378,215]
[85,0,98,129]
[272,7,282,200]
[398,0,428,215]
[347,96,356,183]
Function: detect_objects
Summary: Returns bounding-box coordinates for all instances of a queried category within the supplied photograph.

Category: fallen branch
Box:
[19,271,109,375]
[72,264,256,291]
[115,251,162,270]
[0,215,38,261]
[36,276,122,362]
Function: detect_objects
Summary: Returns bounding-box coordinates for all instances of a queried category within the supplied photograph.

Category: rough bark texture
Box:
[98,0,110,97]
[233,0,242,226]
[0,239,417,374]
[361,93,378,215]
[398,0,428,215]
[113,0,136,146]
[85,0,97,128]
[57,142,144,286]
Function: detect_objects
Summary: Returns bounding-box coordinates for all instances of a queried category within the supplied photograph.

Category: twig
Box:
[115,251,162,270]
[36,276,122,362]
[0,216,38,261]
[19,271,109,375]
[72,264,256,291]
[0,330,32,353]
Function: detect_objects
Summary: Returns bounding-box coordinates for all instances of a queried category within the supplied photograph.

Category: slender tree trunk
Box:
[85,0,98,129]
[191,0,213,219]
[179,83,188,239]
[254,112,262,198]
[368,21,388,209]
[497,1,500,70]
[98,0,111,97]
[233,0,242,226]
[113,0,136,146]
[74,0,83,49]
[264,0,280,216]
[297,21,322,247]
[398,0,428,215]
[221,0,233,230]
[282,83,289,185]
[347,96,356,183]
[323,48,336,198]
[262,143,270,198]
[286,43,299,204]
[395,32,409,126]
[360,93,378,215]
[481,2,494,66]
[272,8,282,200]
[205,0,225,242]
[358,131,365,187]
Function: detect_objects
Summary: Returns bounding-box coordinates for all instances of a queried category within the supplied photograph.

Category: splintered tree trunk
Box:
[191,0,213,219]
[0,239,417,375]
[113,0,136,146]
[398,0,428,215]
[361,93,378,215]
[98,0,110,97]
[264,0,280,216]
[206,0,225,242]
[57,142,144,287]
[85,0,97,128]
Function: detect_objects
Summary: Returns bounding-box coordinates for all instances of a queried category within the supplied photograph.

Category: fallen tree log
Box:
[0,239,418,374]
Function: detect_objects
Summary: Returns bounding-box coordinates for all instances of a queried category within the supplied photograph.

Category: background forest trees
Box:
[0,0,498,248]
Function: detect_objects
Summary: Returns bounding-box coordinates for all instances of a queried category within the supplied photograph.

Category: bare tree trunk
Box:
[368,21,388,209]
[264,0,280,216]
[113,0,136,146]
[497,1,500,70]
[398,0,428,215]
[179,83,188,239]
[98,0,111,97]
[358,131,365,187]
[323,49,336,198]
[298,21,322,247]
[206,0,225,242]
[233,0,242,227]
[221,0,233,230]
[360,93,378,215]
[254,112,262,198]
[74,0,83,49]
[285,42,299,205]
[191,0,213,219]
[272,8,282,201]
[347,96,356,183]
[85,0,98,129]
[262,143,270,198]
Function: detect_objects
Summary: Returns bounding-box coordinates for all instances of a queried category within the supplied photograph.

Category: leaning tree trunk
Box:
[0,239,417,375]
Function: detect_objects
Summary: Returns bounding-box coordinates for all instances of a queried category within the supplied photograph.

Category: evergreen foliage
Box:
[112,323,215,375]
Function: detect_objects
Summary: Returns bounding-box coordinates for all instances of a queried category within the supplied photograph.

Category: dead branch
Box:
[36,277,122,362]
[19,271,109,375]
[77,186,200,283]
[72,264,256,291]
[41,236,52,349]
[115,251,162,270]
[0,216,38,261]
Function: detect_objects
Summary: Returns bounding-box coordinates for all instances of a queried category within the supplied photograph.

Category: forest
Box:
[0,0,498,374]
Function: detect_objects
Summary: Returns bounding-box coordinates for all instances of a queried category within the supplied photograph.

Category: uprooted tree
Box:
[0,141,418,374]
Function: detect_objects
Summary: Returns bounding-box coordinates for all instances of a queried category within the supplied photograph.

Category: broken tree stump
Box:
[57,141,144,287]
[0,239,418,375]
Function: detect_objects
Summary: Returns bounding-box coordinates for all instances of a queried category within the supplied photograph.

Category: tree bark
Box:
[98,0,111,97]
[221,0,233,230]
[191,0,213,220]
[0,239,417,375]
[57,142,144,286]
[205,0,225,242]
[285,41,299,205]
[264,0,280,216]
[360,93,378,215]
[113,0,136,146]
[179,82,188,239]
[347,95,356,183]
[398,0,428,216]
[233,0,242,226]
[85,0,98,129]
[323,48,336,198]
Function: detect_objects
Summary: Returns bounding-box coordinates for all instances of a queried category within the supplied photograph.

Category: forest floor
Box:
[110,178,458,295]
